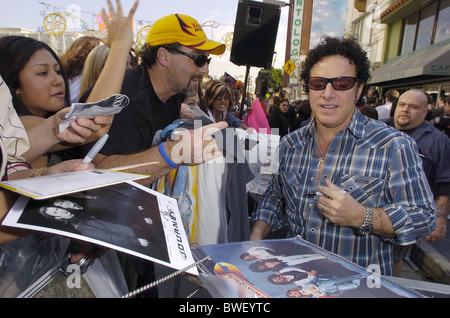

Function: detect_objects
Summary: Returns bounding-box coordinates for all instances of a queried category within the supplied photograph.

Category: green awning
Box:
[369,41,450,85]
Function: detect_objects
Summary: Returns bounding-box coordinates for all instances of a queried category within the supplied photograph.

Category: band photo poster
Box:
[2,181,198,275]
[192,238,422,298]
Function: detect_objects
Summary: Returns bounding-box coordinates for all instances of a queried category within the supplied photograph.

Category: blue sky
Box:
[0,0,291,81]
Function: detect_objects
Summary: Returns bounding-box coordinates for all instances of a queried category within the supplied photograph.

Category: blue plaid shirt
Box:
[252,109,437,275]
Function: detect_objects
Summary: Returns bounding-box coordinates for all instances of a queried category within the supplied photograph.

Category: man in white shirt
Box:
[376,89,399,120]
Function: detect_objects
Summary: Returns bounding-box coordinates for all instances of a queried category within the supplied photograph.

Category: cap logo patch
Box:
[192,22,203,33]
[176,14,195,37]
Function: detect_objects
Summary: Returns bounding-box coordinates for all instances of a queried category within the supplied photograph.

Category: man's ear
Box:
[157,47,170,68]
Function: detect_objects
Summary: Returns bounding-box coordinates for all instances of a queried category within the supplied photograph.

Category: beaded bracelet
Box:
[158,142,178,168]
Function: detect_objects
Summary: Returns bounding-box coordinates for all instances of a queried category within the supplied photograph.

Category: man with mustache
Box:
[78,13,227,185]
[387,89,450,276]
[250,37,437,277]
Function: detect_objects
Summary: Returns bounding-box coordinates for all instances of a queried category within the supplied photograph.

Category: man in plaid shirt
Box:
[251,37,437,276]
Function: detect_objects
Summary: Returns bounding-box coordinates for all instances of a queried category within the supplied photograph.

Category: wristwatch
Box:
[355,207,373,236]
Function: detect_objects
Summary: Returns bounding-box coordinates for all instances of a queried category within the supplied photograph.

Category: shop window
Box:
[400,13,418,55]
[416,2,438,50]
[435,0,450,43]
[399,0,449,55]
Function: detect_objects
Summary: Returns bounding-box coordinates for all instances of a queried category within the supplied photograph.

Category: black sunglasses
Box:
[169,48,211,67]
[307,76,358,91]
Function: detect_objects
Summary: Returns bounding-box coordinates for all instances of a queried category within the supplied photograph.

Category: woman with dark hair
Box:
[0,36,72,116]
[204,80,250,130]
[0,1,136,168]
[0,37,108,168]
[268,99,290,138]
[0,36,91,167]
[291,100,312,131]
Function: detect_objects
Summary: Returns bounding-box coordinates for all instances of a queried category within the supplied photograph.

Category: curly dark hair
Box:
[300,36,371,94]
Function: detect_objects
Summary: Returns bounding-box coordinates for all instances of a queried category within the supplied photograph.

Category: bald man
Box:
[386,89,450,275]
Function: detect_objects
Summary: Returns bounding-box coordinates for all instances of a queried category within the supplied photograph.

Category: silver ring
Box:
[60,254,95,276]
[78,257,88,267]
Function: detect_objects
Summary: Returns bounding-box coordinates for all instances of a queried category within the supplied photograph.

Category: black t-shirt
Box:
[269,112,289,138]
[76,65,182,157]
[436,114,450,139]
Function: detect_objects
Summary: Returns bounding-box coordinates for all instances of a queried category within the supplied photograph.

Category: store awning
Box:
[369,41,450,85]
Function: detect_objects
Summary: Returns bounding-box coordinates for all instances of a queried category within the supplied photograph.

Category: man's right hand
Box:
[165,121,228,166]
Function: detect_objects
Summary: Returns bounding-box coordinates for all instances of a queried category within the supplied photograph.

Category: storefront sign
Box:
[289,0,304,85]
[430,64,450,75]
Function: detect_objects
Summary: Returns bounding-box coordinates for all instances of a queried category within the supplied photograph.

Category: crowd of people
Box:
[0,0,448,298]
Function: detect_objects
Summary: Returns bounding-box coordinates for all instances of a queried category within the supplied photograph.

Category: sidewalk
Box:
[390,219,450,297]
[409,219,450,285]
[409,240,450,285]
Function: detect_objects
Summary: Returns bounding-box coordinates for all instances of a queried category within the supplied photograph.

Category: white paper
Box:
[59,94,130,132]
[0,169,148,200]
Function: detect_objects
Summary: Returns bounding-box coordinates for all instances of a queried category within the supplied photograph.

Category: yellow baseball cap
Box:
[147,14,226,55]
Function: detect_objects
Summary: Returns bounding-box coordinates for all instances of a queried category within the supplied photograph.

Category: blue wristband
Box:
[159,142,178,168]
